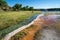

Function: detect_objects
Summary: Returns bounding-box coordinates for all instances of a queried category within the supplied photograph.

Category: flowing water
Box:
[35,27,60,40]
[34,15,60,40]
[41,28,60,40]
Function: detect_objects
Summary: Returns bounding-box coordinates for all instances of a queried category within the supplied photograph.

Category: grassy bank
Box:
[0,11,40,30]
[10,24,41,40]
[10,25,35,40]
[0,11,40,39]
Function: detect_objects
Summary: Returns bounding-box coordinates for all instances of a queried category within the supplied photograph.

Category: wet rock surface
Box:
[34,27,60,40]
[41,28,60,40]
[34,15,60,40]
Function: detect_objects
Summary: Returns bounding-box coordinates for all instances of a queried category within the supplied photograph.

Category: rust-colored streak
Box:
[19,17,44,40]
[19,25,41,40]
[10,16,52,40]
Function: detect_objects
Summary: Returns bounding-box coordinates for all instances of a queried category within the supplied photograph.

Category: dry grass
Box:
[0,11,41,30]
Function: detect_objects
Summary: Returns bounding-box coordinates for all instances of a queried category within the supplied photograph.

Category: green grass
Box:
[0,11,40,30]
[0,11,40,39]
[11,25,36,40]
[13,31,26,40]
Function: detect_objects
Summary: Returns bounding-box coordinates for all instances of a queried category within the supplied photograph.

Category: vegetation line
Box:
[0,14,38,39]
[2,14,44,40]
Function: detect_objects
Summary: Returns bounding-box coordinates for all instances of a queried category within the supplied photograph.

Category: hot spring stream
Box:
[34,27,60,40]
[34,15,60,40]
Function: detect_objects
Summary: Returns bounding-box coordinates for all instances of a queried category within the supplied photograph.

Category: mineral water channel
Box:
[34,15,60,40]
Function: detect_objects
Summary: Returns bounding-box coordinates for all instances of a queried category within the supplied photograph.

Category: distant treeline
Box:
[0,0,60,11]
[46,8,60,11]
[35,8,60,11]
[0,0,34,11]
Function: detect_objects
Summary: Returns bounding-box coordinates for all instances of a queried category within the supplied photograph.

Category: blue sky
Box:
[5,0,60,9]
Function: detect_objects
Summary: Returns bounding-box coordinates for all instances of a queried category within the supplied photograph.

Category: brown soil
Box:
[10,24,42,40]
[19,25,42,40]
[10,16,44,40]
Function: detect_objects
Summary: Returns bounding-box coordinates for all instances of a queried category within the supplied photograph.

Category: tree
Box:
[25,6,29,10]
[13,4,22,11]
[22,7,25,10]
[29,7,34,13]
[0,0,9,11]
[22,6,29,11]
